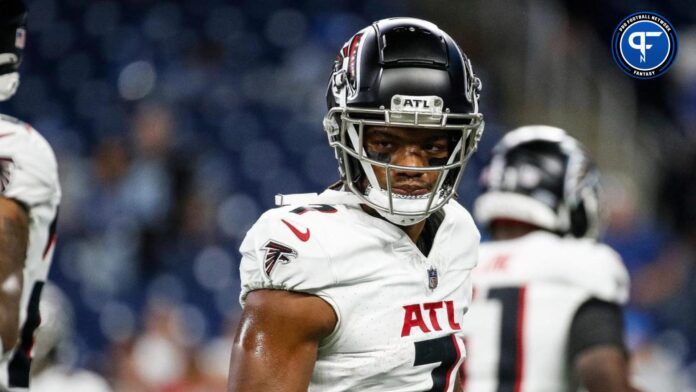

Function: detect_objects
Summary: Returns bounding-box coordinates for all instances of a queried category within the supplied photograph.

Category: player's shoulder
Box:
[478,232,629,304]
[443,199,476,223]
[0,114,57,168]
[554,235,626,274]
[0,114,60,206]
[443,199,479,237]
[564,240,629,303]
[439,200,480,269]
[482,230,621,265]
[242,200,375,260]
[0,113,28,130]
[68,369,113,391]
[238,203,343,305]
[534,233,630,304]
[32,366,112,392]
[248,202,348,242]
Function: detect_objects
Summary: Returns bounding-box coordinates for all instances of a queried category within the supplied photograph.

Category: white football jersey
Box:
[239,190,480,391]
[459,231,630,392]
[31,366,112,392]
[0,114,61,391]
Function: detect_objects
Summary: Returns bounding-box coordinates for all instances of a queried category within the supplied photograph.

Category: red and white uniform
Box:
[239,190,480,391]
[0,114,61,391]
[460,231,630,392]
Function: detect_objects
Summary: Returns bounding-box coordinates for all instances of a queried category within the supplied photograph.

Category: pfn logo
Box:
[612,12,677,79]
[628,31,663,62]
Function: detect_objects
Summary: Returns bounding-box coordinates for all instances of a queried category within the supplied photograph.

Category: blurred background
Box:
[1,0,694,390]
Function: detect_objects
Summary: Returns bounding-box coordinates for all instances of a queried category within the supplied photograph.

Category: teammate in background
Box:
[461,125,638,392]
[0,1,62,390]
[30,284,112,392]
[228,17,484,391]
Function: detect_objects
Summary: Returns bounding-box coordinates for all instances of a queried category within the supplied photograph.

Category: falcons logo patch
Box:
[0,157,14,193]
[262,240,298,277]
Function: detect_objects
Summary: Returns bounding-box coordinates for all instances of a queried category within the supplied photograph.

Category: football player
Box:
[0,1,61,391]
[228,18,484,391]
[461,125,638,391]
[30,284,112,392]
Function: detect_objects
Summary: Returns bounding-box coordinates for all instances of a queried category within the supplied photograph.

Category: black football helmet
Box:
[0,0,27,101]
[323,17,484,225]
[474,125,602,238]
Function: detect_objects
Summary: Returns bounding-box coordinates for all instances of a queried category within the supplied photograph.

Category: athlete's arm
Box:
[227,289,337,392]
[0,197,28,355]
[575,346,640,392]
[569,299,640,392]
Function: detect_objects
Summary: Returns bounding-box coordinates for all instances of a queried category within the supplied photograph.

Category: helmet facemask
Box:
[324,94,483,225]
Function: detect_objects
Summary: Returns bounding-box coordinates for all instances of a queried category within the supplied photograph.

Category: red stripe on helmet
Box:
[347,33,363,85]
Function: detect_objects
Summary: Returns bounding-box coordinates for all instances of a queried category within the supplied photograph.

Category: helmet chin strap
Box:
[363,185,431,225]
[0,72,19,101]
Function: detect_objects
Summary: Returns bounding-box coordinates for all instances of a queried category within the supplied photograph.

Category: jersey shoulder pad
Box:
[0,119,60,208]
[238,206,336,306]
[444,200,478,233]
[0,114,25,126]
[442,200,480,270]
[551,239,630,304]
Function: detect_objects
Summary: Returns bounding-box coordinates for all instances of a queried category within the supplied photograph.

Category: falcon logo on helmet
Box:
[324,17,485,226]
